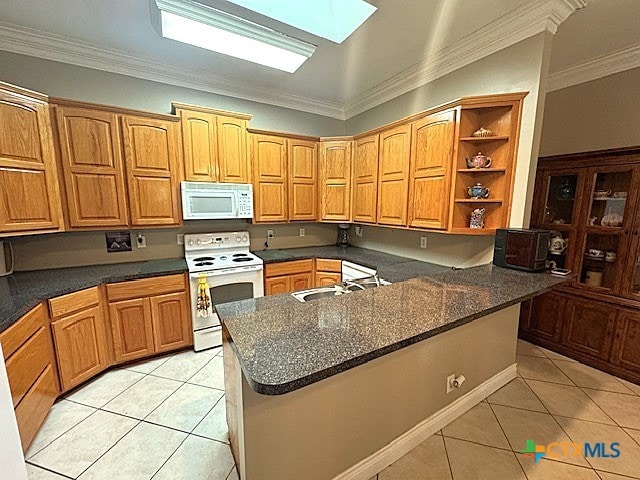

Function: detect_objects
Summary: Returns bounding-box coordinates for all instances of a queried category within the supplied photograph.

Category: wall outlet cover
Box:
[267,229,274,238]
[136,233,147,248]
[446,373,456,394]
[299,228,305,237]
[355,226,363,237]
[177,234,184,245]
[420,236,427,249]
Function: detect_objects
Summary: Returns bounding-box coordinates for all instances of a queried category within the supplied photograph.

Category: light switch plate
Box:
[299,228,305,237]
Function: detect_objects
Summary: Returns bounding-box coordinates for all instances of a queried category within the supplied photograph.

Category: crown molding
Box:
[343,0,587,119]
[0,0,585,121]
[547,41,640,92]
[0,22,345,119]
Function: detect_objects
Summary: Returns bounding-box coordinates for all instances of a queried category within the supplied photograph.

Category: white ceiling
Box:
[0,0,637,118]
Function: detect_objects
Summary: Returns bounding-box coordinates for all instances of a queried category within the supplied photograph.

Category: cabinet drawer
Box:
[106,274,186,301]
[49,286,100,319]
[315,259,342,273]
[265,260,313,277]
[15,364,57,452]
[0,304,46,360]
[5,326,52,407]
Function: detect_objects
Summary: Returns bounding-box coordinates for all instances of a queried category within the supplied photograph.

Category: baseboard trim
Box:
[332,363,517,480]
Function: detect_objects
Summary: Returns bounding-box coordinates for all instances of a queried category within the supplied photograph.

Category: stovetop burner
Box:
[233,257,253,263]
[194,256,215,262]
[233,253,248,257]
[195,261,214,266]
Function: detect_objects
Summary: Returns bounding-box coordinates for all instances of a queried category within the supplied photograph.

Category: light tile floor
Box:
[24,340,640,479]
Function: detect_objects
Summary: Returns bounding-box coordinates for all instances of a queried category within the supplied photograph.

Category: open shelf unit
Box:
[449,97,523,232]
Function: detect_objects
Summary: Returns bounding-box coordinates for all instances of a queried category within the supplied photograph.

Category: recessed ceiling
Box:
[0,0,634,118]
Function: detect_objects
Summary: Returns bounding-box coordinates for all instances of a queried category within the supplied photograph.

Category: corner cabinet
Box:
[319,139,352,222]
[121,115,183,226]
[0,83,63,234]
[521,146,640,384]
[54,106,129,228]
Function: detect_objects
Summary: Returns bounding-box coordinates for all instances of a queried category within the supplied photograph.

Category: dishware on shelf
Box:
[467,183,490,199]
[471,127,494,138]
[557,180,575,199]
[594,189,612,198]
[587,248,605,258]
[465,152,492,169]
[605,251,617,262]
[552,219,566,224]
[585,269,604,287]
[588,216,598,226]
[613,191,628,198]
[469,208,486,228]
[601,212,623,227]
[549,234,568,255]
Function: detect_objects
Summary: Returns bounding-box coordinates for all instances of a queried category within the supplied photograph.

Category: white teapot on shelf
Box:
[549,234,568,255]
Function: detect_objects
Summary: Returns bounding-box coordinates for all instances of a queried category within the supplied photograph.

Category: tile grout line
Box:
[189,391,226,436]
[149,432,191,480]
[25,461,76,479]
[439,435,455,480]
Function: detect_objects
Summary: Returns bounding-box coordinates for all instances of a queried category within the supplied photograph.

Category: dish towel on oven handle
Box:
[196,273,212,317]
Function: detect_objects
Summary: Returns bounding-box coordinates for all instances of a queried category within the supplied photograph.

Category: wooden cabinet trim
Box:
[106,274,186,302]
[49,286,100,319]
[315,258,342,273]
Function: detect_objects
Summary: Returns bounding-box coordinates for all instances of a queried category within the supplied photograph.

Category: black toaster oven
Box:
[493,228,550,272]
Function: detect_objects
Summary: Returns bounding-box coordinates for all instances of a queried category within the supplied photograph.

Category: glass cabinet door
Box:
[541,173,580,227]
[578,233,621,291]
[583,169,634,230]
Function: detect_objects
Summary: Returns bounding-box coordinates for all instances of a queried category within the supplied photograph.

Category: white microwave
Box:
[181,182,254,220]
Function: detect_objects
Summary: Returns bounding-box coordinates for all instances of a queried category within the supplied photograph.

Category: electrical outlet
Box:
[267,229,274,238]
[420,236,427,249]
[299,228,305,237]
[355,226,363,237]
[446,374,456,394]
[136,233,147,248]
[177,234,184,245]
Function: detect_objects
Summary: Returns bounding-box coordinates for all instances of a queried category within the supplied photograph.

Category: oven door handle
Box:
[189,265,263,279]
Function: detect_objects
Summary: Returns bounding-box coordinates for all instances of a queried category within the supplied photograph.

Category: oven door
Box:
[182,190,238,220]
[190,265,264,331]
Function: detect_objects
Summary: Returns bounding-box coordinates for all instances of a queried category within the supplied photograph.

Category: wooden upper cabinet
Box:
[55,106,129,228]
[252,134,287,222]
[377,124,411,226]
[408,110,455,230]
[288,139,318,221]
[217,115,249,183]
[319,140,352,222]
[179,109,218,182]
[121,115,182,226]
[0,84,62,233]
[352,135,379,223]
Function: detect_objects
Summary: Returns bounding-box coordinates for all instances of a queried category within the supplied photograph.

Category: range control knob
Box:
[187,240,194,246]
[196,239,202,245]
[236,237,242,242]
[242,235,248,242]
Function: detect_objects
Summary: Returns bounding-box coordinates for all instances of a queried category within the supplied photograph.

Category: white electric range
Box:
[185,231,264,351]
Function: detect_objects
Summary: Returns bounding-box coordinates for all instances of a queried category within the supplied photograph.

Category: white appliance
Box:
[185,231,263,351]
[342,260,377,281]
[0,240,14,276]
[0,345,28,480]
[181,182,253,220]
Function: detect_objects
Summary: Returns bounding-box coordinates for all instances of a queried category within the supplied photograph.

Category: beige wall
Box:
[12,222,337,271]
[348,33,554,266]
[0,51,344,137]
[540,67,640,157]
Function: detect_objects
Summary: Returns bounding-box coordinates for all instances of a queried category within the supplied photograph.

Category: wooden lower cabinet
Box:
[523,291,566,342]
[107,274,191,363]
[265,276,291,296]
[561,297,617,360]
[264,259,315,295]
[611,310,640,373]
[52,305,110,390]
[291,272,313,292]
[150,291,191,353]
[109,298,155,362]
[315,272,342,286]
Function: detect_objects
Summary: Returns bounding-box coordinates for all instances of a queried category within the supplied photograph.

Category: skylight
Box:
[153,0,317,73]
[226,0,377,44]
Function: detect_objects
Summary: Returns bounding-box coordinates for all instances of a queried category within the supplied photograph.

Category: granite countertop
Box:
[218,250,569,396]
[0,258,187,333]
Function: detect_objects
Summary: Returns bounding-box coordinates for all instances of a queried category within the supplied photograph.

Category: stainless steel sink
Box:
[292,276,391,302]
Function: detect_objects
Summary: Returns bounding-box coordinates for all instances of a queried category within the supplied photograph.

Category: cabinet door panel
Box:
[528,291,566,342]
[0,90,62,232]
[151,291,191,353]
[315,272,342,287]
[5,327,51,407]
[109,298,155,362]
[290,272,312,292]
[561,297,616,359]
[217,116,248,183]
[611,310,640,373]
[14,365,57,452]
[352,135,379,223]
[265,276,290,296]
[408,111,455,229]
[52,305,109,391]
[288,139,317,221]
[252,134,287,222]
[378,125,411,226]
[179,110,217,182]
[319,140,352,221]
[121,116,181,226]
[56,107,128,227]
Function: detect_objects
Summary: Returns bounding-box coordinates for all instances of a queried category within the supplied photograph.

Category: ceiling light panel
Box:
[226,0,377,43]
[153,0,316,72]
